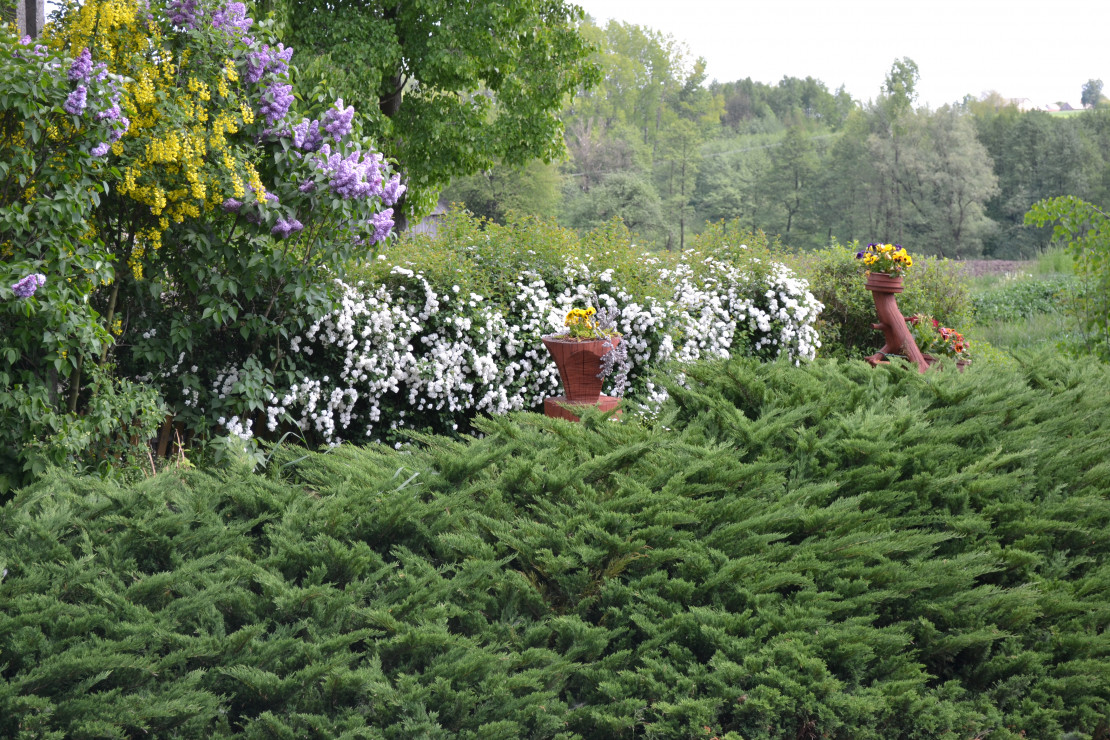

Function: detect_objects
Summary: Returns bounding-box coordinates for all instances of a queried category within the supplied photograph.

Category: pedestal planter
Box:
[865,272,905,294]
[542,335,622,421]
[863,273,929,373]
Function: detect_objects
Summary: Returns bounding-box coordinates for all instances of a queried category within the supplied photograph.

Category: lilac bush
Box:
[110,0,407,448]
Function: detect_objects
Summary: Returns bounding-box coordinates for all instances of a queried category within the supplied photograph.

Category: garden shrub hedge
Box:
[235,213,822,446]
[3,353,1109,738]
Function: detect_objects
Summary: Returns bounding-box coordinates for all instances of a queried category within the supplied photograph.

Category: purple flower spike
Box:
[166,0,199,28]
[64,85,87,116]
[291,118,323,152]
[91,142,111,157]
[222,198,243,212]
[323,99,354,142]
[69,48,92,82]
[258,82,294,124]
[318,149,383,200]
[96,102,121,122]
[109,116,130,142]
[11,273,46,298]
[382,174,406,207]
[245,43,293,84]
[271,217,304,238]
[370,209,394,244]
[212,1,253,38]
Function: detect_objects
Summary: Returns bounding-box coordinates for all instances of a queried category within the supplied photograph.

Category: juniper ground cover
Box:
[2,353,1108,738]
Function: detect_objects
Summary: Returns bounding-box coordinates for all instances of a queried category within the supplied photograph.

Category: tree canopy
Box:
[269,0,600,224]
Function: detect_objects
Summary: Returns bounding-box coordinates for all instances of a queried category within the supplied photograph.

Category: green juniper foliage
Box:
[2,355,1110,738]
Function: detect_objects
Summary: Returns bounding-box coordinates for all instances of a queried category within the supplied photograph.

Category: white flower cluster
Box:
[235,251,822,444]
[660,255,822,365]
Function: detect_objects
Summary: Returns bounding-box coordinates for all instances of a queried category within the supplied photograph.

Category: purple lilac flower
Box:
[322,99,354,142]
[258,82,294,124]
[19,35,31,45]
[11,273,46,298]
[223,198,243,212]
[290,118,323,152]
[382,174,406,207]
[166,0,199,28]
[244,44,293,85]
[68,48,92,82]
[96,102,121,122]
[64,85,88,116]
[318,148,384,200]
[370,209,394,244]
[109,117,130,142]
[212,1,253,38]
[90,142,111,157]
[298,180,317,193]
[271,217,304,238]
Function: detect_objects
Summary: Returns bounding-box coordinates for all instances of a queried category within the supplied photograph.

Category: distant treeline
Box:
[446,20,1110,258]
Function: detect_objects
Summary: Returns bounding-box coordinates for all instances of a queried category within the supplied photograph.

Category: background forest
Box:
[446,19,1110,259]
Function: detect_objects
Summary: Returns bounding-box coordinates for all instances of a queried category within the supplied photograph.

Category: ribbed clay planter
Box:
[542,335,620,404]
[864,272,904,294]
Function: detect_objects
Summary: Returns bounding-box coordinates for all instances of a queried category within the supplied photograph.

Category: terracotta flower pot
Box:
[865,273,904,294]
[542,335,620,404]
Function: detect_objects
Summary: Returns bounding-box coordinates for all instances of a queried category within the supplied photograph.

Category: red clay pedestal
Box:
[541,335,623,421]
[863,273,929,373]
[544,395,622,422]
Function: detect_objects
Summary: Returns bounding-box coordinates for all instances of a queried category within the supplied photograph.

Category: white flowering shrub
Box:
[132,214,823,447]
[242,218,823,445]
[661,255,822,364]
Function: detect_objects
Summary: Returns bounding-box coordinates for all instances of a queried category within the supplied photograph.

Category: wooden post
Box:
[15,0,45,39]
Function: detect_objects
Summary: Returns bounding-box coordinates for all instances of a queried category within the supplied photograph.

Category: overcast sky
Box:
[574,0,1107,109]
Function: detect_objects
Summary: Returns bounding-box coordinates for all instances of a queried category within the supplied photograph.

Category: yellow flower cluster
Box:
[565,306,596,326]
[46,0,271,279]
[563,306,603,339]
[859,243,913,278]
[187,76,211,102]
[128,242,145,280]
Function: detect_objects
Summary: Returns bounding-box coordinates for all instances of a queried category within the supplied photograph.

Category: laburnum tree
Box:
[267,0,601,225]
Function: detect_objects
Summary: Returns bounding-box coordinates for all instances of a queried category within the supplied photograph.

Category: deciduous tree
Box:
[273,0,600,225]
[1082,78,1104,108]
